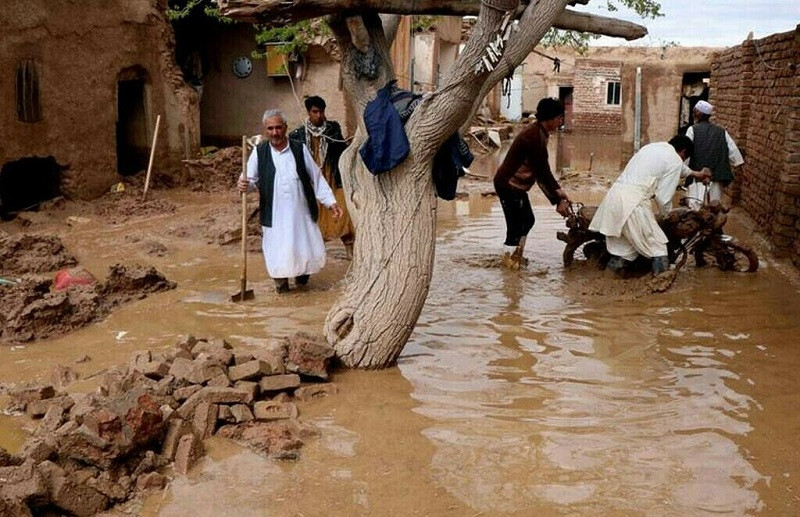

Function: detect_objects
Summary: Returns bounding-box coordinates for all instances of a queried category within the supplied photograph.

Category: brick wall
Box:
[710,25,800,265]
[571,59,623,134]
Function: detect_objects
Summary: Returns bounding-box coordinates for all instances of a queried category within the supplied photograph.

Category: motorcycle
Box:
[556,199,759,274]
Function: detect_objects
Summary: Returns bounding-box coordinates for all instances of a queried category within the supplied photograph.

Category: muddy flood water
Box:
[2,178,800,516]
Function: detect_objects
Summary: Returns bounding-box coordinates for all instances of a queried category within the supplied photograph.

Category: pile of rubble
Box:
[0,234,77,278]
[180,146,241,193]
[0,332,337,516]
[466,122,514,153]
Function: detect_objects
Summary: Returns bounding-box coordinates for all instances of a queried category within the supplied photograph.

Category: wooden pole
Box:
[240,135,248,297]
[142,114,161,202]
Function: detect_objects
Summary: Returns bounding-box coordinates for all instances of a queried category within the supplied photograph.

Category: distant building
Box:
[492,45,720,173]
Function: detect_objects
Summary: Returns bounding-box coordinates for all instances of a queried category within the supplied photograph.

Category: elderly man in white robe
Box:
[238,109,342,293]
[684,100,745,209]
[589,135,710,275]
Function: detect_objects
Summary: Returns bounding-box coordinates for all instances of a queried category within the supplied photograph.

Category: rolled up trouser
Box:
[497,187,535,247]
[687,181,724,210]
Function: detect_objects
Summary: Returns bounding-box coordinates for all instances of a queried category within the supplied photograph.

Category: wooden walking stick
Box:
[232,135,255,302]
[141,114,161,202]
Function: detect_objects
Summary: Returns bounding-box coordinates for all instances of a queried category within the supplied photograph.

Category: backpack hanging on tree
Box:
[359,81,410,175]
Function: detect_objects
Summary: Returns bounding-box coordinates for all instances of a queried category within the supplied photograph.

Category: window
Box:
[606,81,621,105]
[16,60,42,123]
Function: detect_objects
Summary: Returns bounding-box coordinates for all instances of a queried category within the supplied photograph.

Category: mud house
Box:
[406,17,462,94]
[0,1,350,212]
[171,12,347,149]
[508,46,720,173]
[0,0,200,208]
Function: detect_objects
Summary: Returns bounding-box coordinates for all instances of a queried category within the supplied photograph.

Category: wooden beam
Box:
[557,9,647,40]
[216,0,647,40]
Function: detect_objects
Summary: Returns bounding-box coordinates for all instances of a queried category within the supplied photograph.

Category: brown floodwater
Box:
[2,182,800,516]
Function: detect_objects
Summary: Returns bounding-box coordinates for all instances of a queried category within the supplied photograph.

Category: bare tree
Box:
[216,0,653,368]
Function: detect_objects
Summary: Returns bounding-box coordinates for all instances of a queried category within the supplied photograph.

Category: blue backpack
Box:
[359,81,410,175]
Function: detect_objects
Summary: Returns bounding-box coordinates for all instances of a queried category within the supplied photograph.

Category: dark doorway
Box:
[679,72,710,134]
[0,157,63,219]
[559,86,574,131]
[117,77,148,175]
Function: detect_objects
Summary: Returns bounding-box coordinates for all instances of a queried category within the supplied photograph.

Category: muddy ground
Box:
[2,141,800,515]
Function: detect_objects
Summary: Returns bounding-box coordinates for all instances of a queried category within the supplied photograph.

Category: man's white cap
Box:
[694,100,713,115]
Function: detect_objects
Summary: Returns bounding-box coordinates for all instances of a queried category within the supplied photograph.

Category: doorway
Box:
[117,70,149,175]
[679,72,710,134]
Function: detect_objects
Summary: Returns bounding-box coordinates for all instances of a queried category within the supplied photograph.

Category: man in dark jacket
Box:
[289,96,355,259]
[493,97,571,265]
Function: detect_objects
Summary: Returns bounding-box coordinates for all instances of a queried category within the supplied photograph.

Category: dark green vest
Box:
[256,140,318,227]
[689,122,734,186]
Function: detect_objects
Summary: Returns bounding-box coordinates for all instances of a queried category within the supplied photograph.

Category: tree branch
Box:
[216,0,647,40]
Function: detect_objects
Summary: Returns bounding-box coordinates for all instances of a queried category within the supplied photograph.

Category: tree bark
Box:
[217,0,647,40]
[322,13,438,368]
[216,0,648,368]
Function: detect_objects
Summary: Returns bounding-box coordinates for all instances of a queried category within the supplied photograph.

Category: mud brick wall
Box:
[572,59,623,134]
[710,25,800,265]
[0,0,199,200]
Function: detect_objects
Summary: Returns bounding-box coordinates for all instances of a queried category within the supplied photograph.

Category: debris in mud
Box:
[467,124,514,152]
[92,187,177,225]
[0,234,78,278]
[0,264,176,344]
[123,234,169,257]
[647,270,678,293]
[563,260,690,300]
[180,146,241,193]
[0,333,337,515]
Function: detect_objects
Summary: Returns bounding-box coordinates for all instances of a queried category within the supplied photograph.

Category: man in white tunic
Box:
[684,100,745,209]
[238,109,342,293]
[588,135,709,275]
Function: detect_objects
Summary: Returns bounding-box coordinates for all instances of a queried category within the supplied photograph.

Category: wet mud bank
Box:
[1,232,175,344]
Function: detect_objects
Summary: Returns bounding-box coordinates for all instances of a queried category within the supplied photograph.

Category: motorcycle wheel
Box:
[563,239,607,268]
[704,239,759,272]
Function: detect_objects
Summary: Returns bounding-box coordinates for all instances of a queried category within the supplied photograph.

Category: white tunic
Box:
[589,142,693,260]
[246,143,336,278]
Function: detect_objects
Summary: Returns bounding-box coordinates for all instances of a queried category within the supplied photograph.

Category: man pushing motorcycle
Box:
[588,135,711,276]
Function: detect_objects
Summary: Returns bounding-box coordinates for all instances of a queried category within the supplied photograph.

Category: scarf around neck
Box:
[304,119,328,166]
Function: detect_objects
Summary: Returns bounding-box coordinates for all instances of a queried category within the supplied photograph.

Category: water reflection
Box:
[3,189,799,515]
[404,196,772,514]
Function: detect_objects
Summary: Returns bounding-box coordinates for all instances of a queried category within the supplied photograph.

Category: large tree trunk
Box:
[323,14,439,368]
[324,4,568,368]
[215,0,647,369]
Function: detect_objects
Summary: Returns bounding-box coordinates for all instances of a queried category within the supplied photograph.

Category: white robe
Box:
[589,142,693,261]
[246,143,336,278]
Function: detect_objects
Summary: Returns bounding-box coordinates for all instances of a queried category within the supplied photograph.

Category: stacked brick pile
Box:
[710,25,800,265]
[0,332,337,516]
